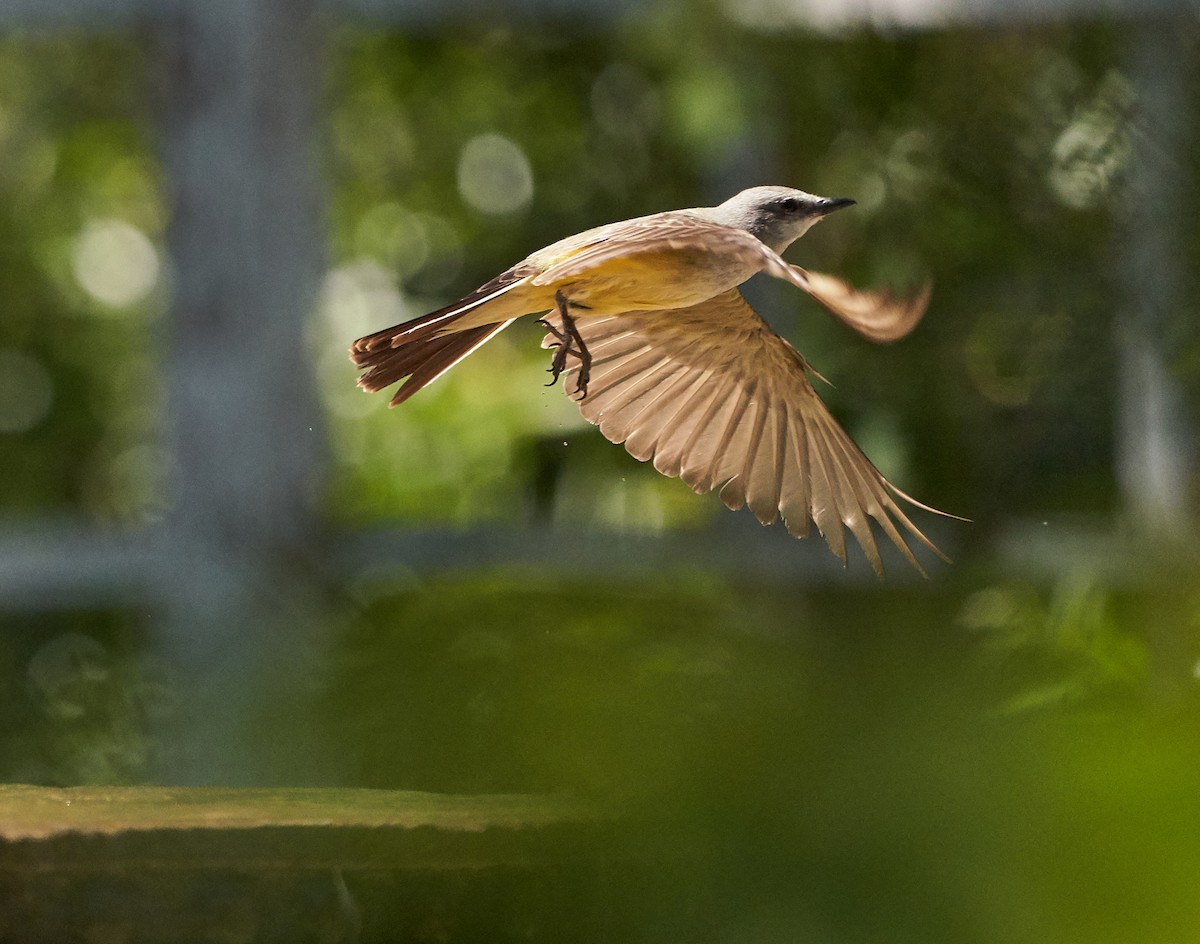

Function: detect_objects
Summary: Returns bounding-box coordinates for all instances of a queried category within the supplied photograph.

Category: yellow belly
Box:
[551,250,754,314]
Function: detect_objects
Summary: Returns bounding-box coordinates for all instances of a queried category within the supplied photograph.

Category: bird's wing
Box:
[541,289,952,576]
[784,266,931,343]
[751,246,929,344]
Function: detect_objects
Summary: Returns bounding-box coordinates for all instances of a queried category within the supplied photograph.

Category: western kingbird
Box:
[351,186,954,575]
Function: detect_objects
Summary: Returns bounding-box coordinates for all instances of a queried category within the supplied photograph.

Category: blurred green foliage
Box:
[0,35,166,525]
[0,613,167,785]
[314,568,1200,943]
[322,571,1153,796]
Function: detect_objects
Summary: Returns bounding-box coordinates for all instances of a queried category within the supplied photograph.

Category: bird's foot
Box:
[540,318,568,346]
[541,292,592,398]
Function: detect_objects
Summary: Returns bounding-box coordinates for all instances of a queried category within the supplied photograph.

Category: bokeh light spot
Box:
[319,259,409,346]
[71,218,160,310]
[457,133,534,216]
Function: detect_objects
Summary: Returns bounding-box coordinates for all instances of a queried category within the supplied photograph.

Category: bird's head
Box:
[714,186,856,253]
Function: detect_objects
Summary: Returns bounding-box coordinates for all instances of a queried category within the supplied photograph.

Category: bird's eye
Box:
[777,197,800,212]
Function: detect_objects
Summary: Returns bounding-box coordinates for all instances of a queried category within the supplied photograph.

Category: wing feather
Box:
[624,368,716,464]
[812,420,882,573]
[779,402,811,539]
[589,363,677,427]
[681,382,741,493]
[708,380,757,502]
[804,419,848,563]
[649,374,721,478]
[720,390,771,521]
[570,345,664,405]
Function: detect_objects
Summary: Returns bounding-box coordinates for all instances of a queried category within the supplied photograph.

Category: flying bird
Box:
[351,186,955,575]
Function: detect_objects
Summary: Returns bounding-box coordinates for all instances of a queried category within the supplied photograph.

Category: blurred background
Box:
[2,0,1200,940]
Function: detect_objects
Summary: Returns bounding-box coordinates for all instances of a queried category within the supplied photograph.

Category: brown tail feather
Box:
[351,266,534,405]
[351,299,471,360]
[354,320,516,407]
[356,332,466,393]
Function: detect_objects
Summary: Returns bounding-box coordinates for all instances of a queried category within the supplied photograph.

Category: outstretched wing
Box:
[542,289,952,575]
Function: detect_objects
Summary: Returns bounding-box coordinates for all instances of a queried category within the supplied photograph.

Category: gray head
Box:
[706,186,856,253]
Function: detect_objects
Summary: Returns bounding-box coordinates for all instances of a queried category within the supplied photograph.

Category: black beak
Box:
[817,196,856,216]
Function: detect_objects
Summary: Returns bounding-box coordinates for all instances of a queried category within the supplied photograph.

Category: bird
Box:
[350,186,955,575]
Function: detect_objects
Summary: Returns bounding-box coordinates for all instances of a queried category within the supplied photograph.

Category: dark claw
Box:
[545,352,567,387]
[539,317,567,346]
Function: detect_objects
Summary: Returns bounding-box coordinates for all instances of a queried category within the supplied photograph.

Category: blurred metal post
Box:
[155,0,327,784]
[1115,21,1195,540]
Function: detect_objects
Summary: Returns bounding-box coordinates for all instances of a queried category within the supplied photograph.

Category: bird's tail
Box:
[350,270,533,406]
[355,319,517,406]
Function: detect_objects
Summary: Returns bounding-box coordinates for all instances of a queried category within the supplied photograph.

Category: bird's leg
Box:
[542,290,593,398]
